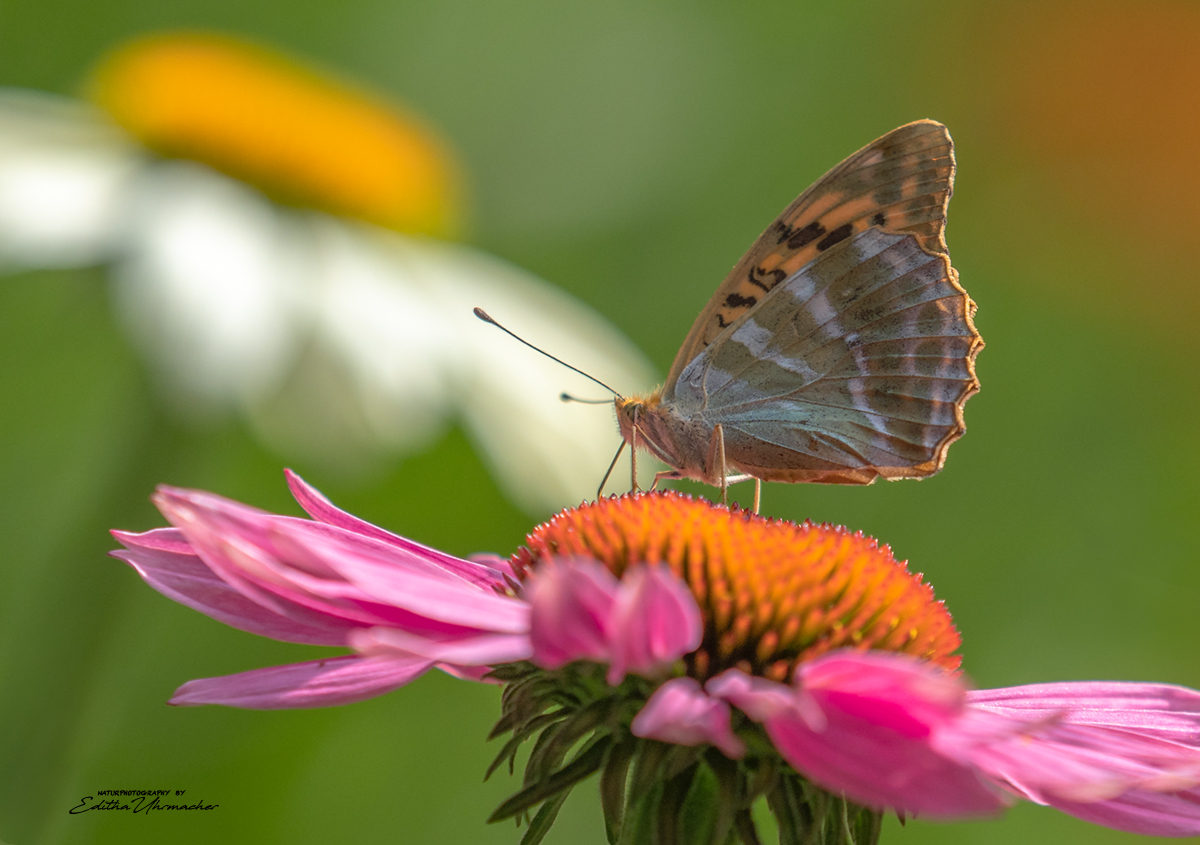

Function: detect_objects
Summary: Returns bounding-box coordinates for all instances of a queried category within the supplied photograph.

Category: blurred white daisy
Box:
[0,32,657,515]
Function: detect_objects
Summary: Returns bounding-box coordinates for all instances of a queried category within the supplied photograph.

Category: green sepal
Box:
[485,662,881,845]
[616,779,663,845]
[732,808,762,845]
[485,711,567,781]
[765,770,882,845]
[697,749,740,845]
[657,761,699,845]
[525,697,615,786]
[675,761,717,845]
[488,735,610,823]
[628,740,670,802]
[600,737,637,844]
[518,789,571,845]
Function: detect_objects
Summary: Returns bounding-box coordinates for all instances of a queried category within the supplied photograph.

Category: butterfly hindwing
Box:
[669,228,979,483]
[665,120,958,388]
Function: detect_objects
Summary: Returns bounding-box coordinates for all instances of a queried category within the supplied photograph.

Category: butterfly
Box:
[614,120,983,510]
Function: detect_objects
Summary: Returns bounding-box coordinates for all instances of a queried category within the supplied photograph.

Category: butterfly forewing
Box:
[668,226,978,483]
[665,120,957,388]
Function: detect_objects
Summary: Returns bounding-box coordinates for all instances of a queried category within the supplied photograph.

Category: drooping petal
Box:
[799,650,967,736]
[605,565,702,685]
[279,526,530,633]
[957,682,1200,835]
[150,486,404,627]
[526,559,617,670]
[283,468,506,589]
[947,712,1200,804]
[153,484,529,636]
[168,654,433,709]
[111,527,355,645]
[467,552,517,581]
[968,681,1200,746]
[632,677,744,759]
[707,668,816,725]
[1049,785,1200,837]
[756,719,1006,819]
[349,626,532,666]
[437,663,498,683]
[713,652,1011,818]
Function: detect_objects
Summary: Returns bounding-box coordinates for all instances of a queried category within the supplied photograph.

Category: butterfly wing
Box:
[668,227,979,483]
[665,120,959,389]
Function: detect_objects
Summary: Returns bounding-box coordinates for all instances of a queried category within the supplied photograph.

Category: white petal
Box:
[112,162,301,412]
[241,215,456,470]
[362,232,660,513]
[0,89,143,269]
[306,216,453,452]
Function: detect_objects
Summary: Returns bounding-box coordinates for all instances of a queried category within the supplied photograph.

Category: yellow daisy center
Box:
[511,492,961,682]
[89,32,458,236]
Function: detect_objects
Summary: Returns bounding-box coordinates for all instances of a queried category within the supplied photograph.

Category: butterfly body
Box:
[616,121,982,491]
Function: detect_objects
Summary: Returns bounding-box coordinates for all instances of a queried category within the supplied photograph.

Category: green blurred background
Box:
[3,0,1199,842]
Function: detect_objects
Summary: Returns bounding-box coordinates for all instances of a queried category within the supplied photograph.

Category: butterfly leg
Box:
[754,477,761,514]
[630,424,641,493]
[596,440,627,499]
[708,423,729,506]
[651,470,684,492]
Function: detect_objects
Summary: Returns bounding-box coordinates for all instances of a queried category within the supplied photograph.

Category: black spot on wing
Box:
[748,266,785,292]
[871,211,887,226]
[723,292,759,308]
[816,223,854,251]
[784,221,827,249]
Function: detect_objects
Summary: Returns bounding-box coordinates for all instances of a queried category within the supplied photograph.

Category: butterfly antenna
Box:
[473,307,623,398]
[560,392,610,405]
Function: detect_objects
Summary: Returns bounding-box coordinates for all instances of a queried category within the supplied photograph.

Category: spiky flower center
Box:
[512,492,960,681]
[89,32,458,236]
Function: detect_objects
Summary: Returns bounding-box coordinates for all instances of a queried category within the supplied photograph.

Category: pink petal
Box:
[1050,785,1200,837]
[111,529,356,646]
[468,552,517,581]
[294,528,529,633]
[632,677,745,759]
[284,469,507,589]
[714,652,1010,818]
[707,669,820,726]
[168,654,433,709]
[969,682,1200,745]
[526,559,617,669]
[349,626,533,666]
[437,663,497,683]
[151,487,378,623]
[800,651,966,738]
[950,715,1200,804]
[959,682,1200,834]
[154,486,529,635]
[606,565,702,685]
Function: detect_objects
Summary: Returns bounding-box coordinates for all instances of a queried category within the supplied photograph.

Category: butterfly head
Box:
[615,390,682,468]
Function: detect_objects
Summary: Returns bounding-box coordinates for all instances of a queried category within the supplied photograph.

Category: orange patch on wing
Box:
[90,32,459,236]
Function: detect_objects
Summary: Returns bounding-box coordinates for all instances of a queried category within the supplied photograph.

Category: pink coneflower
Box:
[111,473,1200,843]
